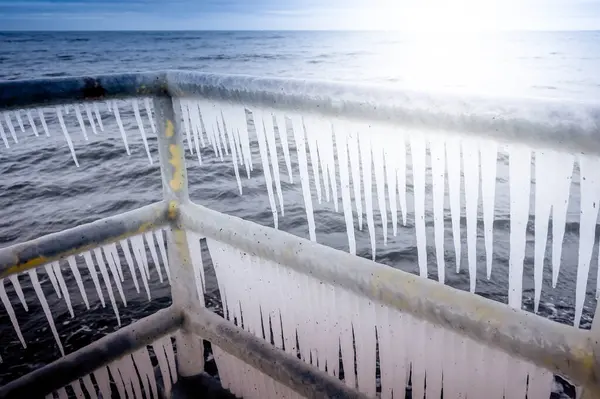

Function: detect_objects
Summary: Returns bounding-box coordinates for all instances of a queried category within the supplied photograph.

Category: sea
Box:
[1,31,600,394]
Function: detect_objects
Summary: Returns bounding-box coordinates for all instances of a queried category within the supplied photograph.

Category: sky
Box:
[1,0,600,31]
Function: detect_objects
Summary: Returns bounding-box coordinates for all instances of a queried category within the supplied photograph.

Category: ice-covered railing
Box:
[0,71,599,398]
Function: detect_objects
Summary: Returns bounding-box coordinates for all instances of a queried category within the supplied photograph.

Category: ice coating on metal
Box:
[206,238,556,398]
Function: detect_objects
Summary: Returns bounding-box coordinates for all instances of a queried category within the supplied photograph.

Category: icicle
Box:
[0,278,26,348]
[119,239,142,295]
[347,129,363,230]
[376,305,393,399]
[275,113,293,182]
[55,388,67,399]
[153,339,173,397]
[93,103,104,131]
[101,245,127,305]
[263,112,285,215]
[411,136,428,278]
[360,130,376,260]
[82,251,105,307]
[180,100,194,154]
[551,154,574,289]
[253,110,279,229]
[335,127,356,254]
[70,379,85,399]
[132,99,153,164]
[144,97,157,134]
[390,309,408,399]
[107,362,127,399]
[462,140,480,293]
[106,100,113,112]
[93,367,111,399]
[112,101,131,155]
[104,243,124,282]
[52,261,74,318]
[83,103,97,135]
[187,231,206,302]
[28,269,64,356]
[534,151,553,312]
[44,263,62,298]
[446,139,462,272]
[39,109,50,137]
[222,110,243,195]
[133,348,159,399]
[81,375,98,399]
[238,114,253,174]
[162,337,178,384]
[121,356,143,399]
[396,137,408,227]
[93,248,121,325]
[26,110,39,137]
[527,366,553,399]
[4,112,18,143]
[56,106,79,167]
[305,117,323,204]
[14,110,25,132]
[575,155,600,327]
[384,137,398,237]
[430,139,446,283]
[508,146,532,310]
[0,119,9,148]
[74,104,89,141]
[323,122,340,211]
[144,231,164,283]
[353,297,376,397]
[216,118,229,157]
[9,274,27,311]
[371,133,387,243]
[129,236,152,300]
[188,101,203,165]
[480,142,498,279]
[425,326,444,399]
[155,229,171,282]
[291,115,316,241]
[504,358,529,399]
[199,102,220,157]
[67,256,89,310]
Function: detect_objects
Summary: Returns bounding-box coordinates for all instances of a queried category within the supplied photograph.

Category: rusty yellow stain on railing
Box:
[165,119,174,138]
[169,144,184,192]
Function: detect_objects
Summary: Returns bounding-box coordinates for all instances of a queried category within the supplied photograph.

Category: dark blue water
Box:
[0,31,599,389]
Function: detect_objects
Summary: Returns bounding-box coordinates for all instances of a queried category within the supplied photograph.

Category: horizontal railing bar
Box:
[0,71,168,110]
[167,70,600,155]
[3,70,600,155]
[179,201,599,391]
[0,201,170,278]
[0,306,183,399]
[184,307,369,399]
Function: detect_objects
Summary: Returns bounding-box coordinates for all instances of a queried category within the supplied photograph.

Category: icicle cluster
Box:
[0,99,156,165]
[0,229,171,357]
[178,98,600,327]
[213,345,305,399]
[206,238,554,399]
[44,336,176,399]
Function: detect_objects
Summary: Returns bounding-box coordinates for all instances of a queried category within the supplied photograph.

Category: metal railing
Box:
[0,71,598,398]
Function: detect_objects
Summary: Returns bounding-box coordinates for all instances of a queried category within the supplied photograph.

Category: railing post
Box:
[154,96,205,378]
